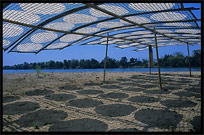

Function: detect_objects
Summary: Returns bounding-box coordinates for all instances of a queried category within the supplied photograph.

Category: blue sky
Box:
[3,3,201,66]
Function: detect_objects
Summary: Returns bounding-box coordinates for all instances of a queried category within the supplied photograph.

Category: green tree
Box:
[67,60,72,69]
[120,57,128,68]
[63,60,68,69]
[191,49,201,67]
[128,57,137,67]
[90,58,100,68]
[106,57,116,68]
[4,50,201,70]
[47,60,56,69]
[79,59,87,68]
[173,52,185,67]
[160,54,172,67]
[142,59,148,67]
[71,59,79,69]
[56,61,63,69]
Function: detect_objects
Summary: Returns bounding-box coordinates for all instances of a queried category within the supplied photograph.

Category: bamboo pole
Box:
[187,42,192,77]
[103,32,109,83]
[149,61,151,75]
[154,27,162,90]
[148,45,152,75]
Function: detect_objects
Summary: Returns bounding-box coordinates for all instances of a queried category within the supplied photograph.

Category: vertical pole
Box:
[154,27,162,90]
[148,45,152,75]
[103,32,109,83]
[149,60,151,75]
[187,42,192,77]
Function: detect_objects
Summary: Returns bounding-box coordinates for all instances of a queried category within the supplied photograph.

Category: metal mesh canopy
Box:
[3,3,201,53]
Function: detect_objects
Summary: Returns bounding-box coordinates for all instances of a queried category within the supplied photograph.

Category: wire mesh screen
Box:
[10,29,65,53]
[3,21,33,51]
[3,3,84,26]
[2,2,201,53]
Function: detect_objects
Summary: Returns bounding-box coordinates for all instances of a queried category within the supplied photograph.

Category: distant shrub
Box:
[35,65,41,78]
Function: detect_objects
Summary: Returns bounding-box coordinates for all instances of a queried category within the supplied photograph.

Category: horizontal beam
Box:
[9,51,36,53]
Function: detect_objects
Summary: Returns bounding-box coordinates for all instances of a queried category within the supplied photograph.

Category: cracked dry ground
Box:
[3,72,201,132]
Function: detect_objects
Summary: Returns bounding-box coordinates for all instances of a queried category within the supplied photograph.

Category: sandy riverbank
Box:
[3,72,201,132]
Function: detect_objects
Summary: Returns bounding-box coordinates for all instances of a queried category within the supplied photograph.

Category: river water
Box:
[3,67,201,74]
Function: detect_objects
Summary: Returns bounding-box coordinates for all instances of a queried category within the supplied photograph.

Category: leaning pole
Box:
[103,32,109,83]
[154,27,162,91]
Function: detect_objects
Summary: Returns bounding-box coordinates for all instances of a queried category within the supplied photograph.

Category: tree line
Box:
[3,49,201,70]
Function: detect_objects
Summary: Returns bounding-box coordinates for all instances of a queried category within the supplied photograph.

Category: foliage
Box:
[35,65,42,78]
[35,65,41,73]
[168,125,173,131]
[34,123,39,129]
[7,115,11,119]
[120,57,128,68]
[191,49,201,67]
[3,49,201,69]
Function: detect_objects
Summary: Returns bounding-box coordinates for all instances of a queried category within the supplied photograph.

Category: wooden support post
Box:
[187,42,192,77]
[148,45,153,75]
[149,61,151,75]
[103,32,109,83]
[154,27,162,90]
[148,46,151,75]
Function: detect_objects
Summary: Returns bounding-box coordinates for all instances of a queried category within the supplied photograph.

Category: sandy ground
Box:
[3,71,201,132]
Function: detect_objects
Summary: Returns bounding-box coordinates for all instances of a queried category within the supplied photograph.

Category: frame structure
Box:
[3,3,200,53]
